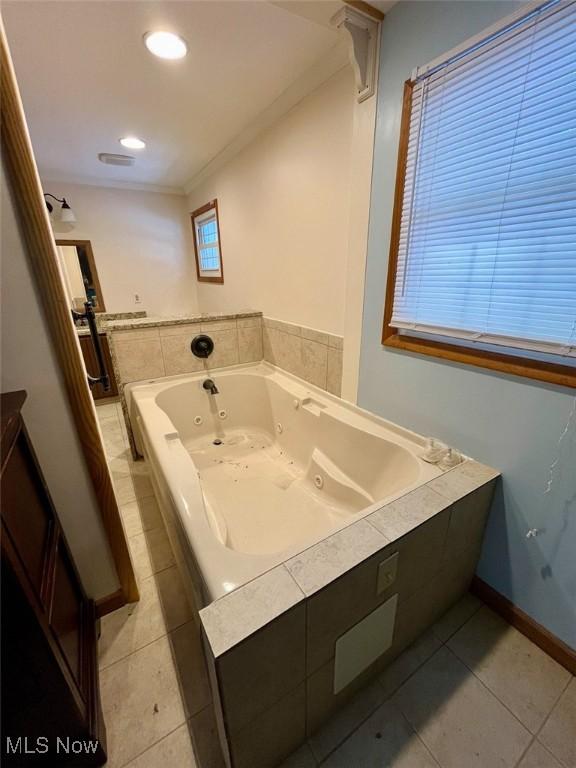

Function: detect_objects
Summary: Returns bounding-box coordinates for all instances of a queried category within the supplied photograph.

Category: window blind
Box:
[391,0,576,358]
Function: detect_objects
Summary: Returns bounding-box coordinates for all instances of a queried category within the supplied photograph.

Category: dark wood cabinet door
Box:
[1,434,55,602]
[1,391,106,765]
[79,333,118,399]
[50,542,85,691]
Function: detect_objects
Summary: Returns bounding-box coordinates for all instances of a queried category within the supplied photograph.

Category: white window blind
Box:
[391,0,576,359]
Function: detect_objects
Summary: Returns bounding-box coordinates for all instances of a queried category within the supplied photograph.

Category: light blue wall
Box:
[359,1,576,649]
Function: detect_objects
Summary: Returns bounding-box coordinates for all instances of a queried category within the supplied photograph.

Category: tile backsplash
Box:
[263,317,343,396]
[109,313,343,396]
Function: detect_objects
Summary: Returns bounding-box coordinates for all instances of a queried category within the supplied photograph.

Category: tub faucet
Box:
[203,378,219,395]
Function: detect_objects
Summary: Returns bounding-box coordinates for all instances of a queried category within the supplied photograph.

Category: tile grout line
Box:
[314,600,485,765]
[116,719,189,768]
[440,644,536,738]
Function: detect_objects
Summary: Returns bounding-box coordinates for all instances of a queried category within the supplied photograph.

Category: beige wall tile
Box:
[161,334,206,376]
[447,606,571,734]
[301,326,330,346]
[217,603,306,733]
[301,338,328,389]
[238,325,263,363]
[202,319,238,331]
[159,322,203,338]
[395,646,531,768]
[326,348,343,396]
[115,338,165,383]
[264,317,302,336]
[112,328,160,342]
[237,315,263,328]
[327,334,344,351]
[229,684,306,768]
[205,328,239,369]
[100,636,186,767]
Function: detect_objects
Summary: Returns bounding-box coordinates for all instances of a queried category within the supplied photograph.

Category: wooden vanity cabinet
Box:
[1,391,107,765]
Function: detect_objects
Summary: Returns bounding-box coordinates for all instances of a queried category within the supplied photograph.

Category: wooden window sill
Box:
[382,333,576,389]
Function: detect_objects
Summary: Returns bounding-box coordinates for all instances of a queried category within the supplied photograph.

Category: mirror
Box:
[55,239,106,312]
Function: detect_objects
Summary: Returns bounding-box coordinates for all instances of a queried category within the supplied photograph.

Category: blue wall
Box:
[359,1,576,649]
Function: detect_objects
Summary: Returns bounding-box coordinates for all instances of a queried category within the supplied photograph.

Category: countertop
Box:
[104,311,262,332]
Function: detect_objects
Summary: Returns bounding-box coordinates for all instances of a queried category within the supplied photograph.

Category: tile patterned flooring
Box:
[96,401,576,768]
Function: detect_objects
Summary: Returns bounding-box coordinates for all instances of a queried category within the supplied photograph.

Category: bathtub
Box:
[126,362,443,604]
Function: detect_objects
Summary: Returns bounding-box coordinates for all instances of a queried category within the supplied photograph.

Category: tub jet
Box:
[213,439,223,446]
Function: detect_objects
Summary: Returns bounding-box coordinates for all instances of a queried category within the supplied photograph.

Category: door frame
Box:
[1,22,138,613]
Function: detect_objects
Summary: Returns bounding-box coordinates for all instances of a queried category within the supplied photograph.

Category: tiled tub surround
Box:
[262,317,344,396]
[126,363,444,601]
[96,404,575,768]
[199,460,499,768]
[107,312,264,385]
[106,312,263,456]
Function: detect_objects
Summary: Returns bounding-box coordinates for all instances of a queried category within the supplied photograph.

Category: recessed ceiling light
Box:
[144,31,188,60]
[119,136,146,150]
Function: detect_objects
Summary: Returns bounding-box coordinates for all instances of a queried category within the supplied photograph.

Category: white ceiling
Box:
[2,1,353,192]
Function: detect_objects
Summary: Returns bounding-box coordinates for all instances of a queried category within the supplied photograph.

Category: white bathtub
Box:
[126,362,442,603]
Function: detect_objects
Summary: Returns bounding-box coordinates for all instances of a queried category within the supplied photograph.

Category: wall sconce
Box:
[44,193,77,224]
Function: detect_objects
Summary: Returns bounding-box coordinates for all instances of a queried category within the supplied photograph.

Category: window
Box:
[191,200,224,283]
[383,0,576,388]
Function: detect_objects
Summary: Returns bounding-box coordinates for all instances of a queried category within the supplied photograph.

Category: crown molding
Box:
[184,41,350,196]
[40,173,185,197]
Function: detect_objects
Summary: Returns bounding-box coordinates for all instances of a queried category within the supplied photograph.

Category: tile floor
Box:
[96,401,576,768]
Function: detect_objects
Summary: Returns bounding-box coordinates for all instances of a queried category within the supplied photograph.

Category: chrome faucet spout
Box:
[202,378,219,395]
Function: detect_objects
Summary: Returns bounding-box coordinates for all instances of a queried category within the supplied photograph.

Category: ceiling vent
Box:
[98,153,135,166]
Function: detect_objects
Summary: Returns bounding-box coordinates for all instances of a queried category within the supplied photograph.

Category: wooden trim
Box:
[1,26,138,606]
[56,238,107,312]
[343,0,385,22]
[384,334,576,389]
[191,198,224,284]
[381,79,576,390]
[383,80,413,344]
[95,588,126,618]
[471,576,576,675]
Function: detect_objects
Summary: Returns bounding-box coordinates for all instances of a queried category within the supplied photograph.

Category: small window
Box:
[191,200,224,283]
[383,0,576,388]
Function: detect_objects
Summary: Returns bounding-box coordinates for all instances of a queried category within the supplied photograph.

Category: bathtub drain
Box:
[213,439,223,446]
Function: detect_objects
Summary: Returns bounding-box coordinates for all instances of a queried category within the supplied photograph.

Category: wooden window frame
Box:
[191,199,224,284]
[382,80,576,390]
[56,239,106,312]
